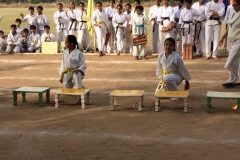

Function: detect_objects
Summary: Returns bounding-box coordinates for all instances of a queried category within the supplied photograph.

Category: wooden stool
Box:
[109,90,144,111]
[12,86,51,107]
[155,91,189,112]
[54,88,91,109]
[206,91,240,113]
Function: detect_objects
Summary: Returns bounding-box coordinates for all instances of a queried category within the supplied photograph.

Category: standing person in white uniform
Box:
[132,6,147,60]
[67,1,78,35]
[53,3,69,52]
[105,0,117,53]
[59,35,86,89]
[35,6,49,36]
[123,4,133,53]
[112,4,127,55]
[157,0,175,54]
[192,0,207,56]
[76,2,90,51]
[28,25,41,53]
[219,0,240,88]
[205,0,225,60]
[173,0,184,51]
[224,4,234,51]
[156,37,191,92]
[20,7,37,29]
[5,24,21,53]
[92,1,109,56]
[179,0,202,54]
[148,0,161,53]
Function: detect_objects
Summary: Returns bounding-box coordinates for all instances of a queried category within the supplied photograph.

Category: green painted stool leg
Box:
[237,99,240,114]
[22,92,26,102]
[207,97,211,113]
[38,93,43,107]
[46,89,50,103]
[12,92,18,106]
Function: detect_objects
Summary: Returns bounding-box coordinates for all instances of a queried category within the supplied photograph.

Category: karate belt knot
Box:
[69,19,77,31]
[33,41,37,45]
[156,70,178,92]
[161,17,170,26]
[182,21,192,36]
[61,67,79,78]
[209,17,221,25]
[79,20,87,30]
[115,22,123,34]
[97,21,109,33]
[194,19,206,40]
[59,22,65,29]
[135,24,144,35]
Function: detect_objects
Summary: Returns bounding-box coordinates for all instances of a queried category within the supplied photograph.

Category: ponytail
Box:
[66,35,79,49]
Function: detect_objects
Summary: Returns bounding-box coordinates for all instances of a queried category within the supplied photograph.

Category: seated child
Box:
[28,25,41,53]
[20,28,30,53]
[5,24,21,53]
[156,38,191,93]
[15,18,23,34]
[41,25,55,42]
[0,31,7,53]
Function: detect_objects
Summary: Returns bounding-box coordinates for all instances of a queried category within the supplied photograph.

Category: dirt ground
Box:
[1,53,240,160]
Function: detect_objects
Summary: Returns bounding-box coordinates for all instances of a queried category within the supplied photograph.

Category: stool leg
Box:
[155,97,159,112]
[110,96,114,111]
[38,93,43,107]
[184,98,188,113]
[22,92,26,102]
[207,97,211,113]
[237,99,240,114]
[81,95,85,109]
[46,89,50,103]
[55,94,59,108]
[114,97,117,105]
[138,97,142,112]
[13,92,18,106]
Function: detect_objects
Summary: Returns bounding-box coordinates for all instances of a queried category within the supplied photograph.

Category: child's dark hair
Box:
[117,4,123,9]
[30,25,36,30]
[135,0,141,4]
[11,24,17,28]
[109,0,115,3]
[28,6,34,11]
[96,1,102,6]
[125,3,131,8]
[118,0,123,3]
[23,28,29,33]
[185,0,192,4]
[37,6,43,10]
[57,3,63,7]
[15,18,22,23]
[135,6,143,11]
[0,30,4,34]
[67,35,79,49]
[164,37,176,47]
[44,25,50,29]
[178,0,184,3]
[79,2,85,6]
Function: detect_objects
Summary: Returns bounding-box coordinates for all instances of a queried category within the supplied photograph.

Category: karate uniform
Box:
[28,33,41,53]
[105,6,117,53]
[112,12,127,53]
[156,51,191,91]
[35,14,49,35]
[173,6,184,51]
[41,32,56,42]
[224,11,240,83]
[192,2,207,55]
[179,8,201,54]
[76,9,90,50]
[21,14,37,29]
[132,14,147,57]
[123,11,133,53]
[91,9,109,53]
[59,48,87,88]
[0,37,7,53]
[20,36,30,53]
[205,1,225,58]
[67,9,78,35]
[53,11,69,47]
[224,4,234,51]
[157,6,175,53]
[148,5,161,53]
[5,32,21,53]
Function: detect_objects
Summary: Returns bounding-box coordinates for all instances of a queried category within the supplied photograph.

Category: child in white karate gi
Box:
[67,1,78,35]
[41,25,55,42]
[123,3,132,53]
[20,28,30,53]
[28,25,41,53]
[5,24,21,53]
[36,6,49,36]
[15,19,23,34]
[0,31,7,53]
[20,6,37,29]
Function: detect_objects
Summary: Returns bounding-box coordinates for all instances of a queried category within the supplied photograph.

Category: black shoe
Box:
[222,83,236,88]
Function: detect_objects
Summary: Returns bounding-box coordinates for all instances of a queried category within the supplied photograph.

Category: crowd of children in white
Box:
[0,0,233,59]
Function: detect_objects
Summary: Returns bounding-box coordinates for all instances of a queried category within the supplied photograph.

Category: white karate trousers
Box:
[123,25,133,53]
[77,29,90,51]
[205,24,221,58]
[5,45,20,53]
[106,23,117,53]
[151,23,159,52]
[173,28,182,51]
[133,44,146,57]
[224,39,240,83]
[28,45,41,53]
[64,72,83,89]
[181,28,193,53]
[163,74,183,91]
[116,29,124,52]
[94,26,106,52]
[57,28,69,47]
[194,25,206,55]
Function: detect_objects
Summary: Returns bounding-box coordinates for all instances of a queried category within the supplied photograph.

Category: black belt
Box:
[69,19,77,31]
[79,21,87,30]
[161,17,170,26]
[209,17,221,25]
[182,21,192,36]
[194,19,206,40]
[175,18,179,23]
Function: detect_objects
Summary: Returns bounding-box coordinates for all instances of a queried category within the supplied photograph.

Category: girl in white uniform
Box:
[67,1,78,35]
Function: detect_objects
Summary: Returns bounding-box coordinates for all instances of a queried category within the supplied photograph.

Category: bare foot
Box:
[203,57,210,60]
[213,57,220,60]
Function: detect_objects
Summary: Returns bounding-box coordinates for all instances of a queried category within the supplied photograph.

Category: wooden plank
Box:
[41,42,58,54]
[207,91,240,99]
[55,88,90,95]
[13,86,50,93]
[155,91,189,98]
[109,90,144,96]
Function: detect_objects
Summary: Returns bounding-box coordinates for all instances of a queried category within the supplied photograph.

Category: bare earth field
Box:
[0,53,240,160]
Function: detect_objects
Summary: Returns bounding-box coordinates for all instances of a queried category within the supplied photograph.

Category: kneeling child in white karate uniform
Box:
[41,25,56,42]
[20,28,30,53]
[0,31,7,53]
[28,25,41,53]
[5,24,21,53]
